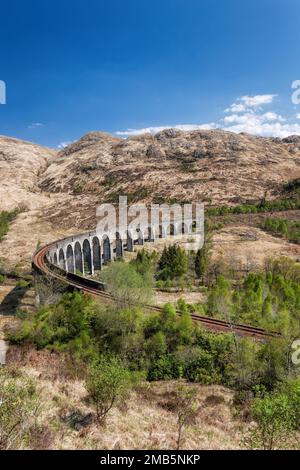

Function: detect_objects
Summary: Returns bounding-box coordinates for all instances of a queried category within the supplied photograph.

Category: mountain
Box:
[39,129,300,206]
[0,129,299,271]
[0,135,55,212]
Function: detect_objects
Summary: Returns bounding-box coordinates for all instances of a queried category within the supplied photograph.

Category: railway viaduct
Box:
[47,218,198,276]
[32,213,280,340]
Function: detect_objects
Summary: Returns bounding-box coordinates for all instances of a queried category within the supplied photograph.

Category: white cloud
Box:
[223,111,285,127]
[225,94,277,114]
[239,94,277,108]
[223,117,300,138]
[225,102,247,113]
[28,122,45,129]
[115,93,300,139]
[116,123,216,136]
[58,141,73,149]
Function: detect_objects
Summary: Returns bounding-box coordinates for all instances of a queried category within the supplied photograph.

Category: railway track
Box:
[32,243,281,341]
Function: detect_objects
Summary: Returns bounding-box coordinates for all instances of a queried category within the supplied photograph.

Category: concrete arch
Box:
[181,222,189,234]
[103,235,111,264]
[74,241,83,273]
[83,239,92,275]
[166,223,175,236]
[53,252,58,266]
[126,231,133,252]
[59,248,66,270]
[137,228,144,246]
[116,232,123,258]
[92,237,101,271]
[159,225,166,238]
[147,226,155,241]
[66,244,75,273]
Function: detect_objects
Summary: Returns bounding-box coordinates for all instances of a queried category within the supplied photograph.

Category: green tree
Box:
[246,392,296,450]
[177,308,193,345]
[86,356,132,425]
[0,368,39,450]
[131,248,158,277]
[174,386,198,450]
[158,245,188,280]
[145,331,167,360]
[100,262,153,308]
[206,276,233,319]
[195,224,212,282]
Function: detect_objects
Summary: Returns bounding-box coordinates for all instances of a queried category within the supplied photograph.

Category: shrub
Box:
[147,355,180,381]
[100,262,153,307]
[174,385,198,450]
[246,392,296,449]
[184,349,216,384]
[130,248,158,277]
[86,355,132,424]
[262,217,300,244]
[0,368,39,450]
[0,208,21,242]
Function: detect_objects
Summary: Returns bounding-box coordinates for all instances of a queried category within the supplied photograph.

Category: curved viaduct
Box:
[46,219,195,276]
[32,220,280,341]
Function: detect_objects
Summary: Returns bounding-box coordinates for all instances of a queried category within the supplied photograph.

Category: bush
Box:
[9,292,95,359]
[0,208,21,242]
[147,355,182,381]
[206,198,300,217]
[0,368,39,450]
[130,248,158,277]
[184,349,216,384]
[86,355,132,424]
[16,279,30,289]
[279,378,300,429]
[246,392,296,449]
[100,262,153,307]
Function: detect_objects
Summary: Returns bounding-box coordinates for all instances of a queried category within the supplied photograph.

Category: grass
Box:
[4,346,243,450]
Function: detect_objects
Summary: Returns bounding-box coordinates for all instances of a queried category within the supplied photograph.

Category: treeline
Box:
[9,287,299,392]
[262,217,300,244]
[206,198,300,217]
[205,257,300,328]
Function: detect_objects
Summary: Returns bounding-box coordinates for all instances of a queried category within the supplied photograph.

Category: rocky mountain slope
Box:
[0,135,55,212]
[0,130,299,270]
[39,129,300,206]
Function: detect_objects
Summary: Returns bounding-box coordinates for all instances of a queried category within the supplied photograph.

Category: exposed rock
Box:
[146,144,165,159]
[282,135,300,144]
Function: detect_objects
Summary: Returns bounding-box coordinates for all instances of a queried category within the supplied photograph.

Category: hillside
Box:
[40,129,300,206]
[0,135,55,212]
[4,346,244,450]
[0,130,300,271]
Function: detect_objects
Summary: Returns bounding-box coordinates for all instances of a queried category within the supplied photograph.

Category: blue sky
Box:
[0,0,299,148]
